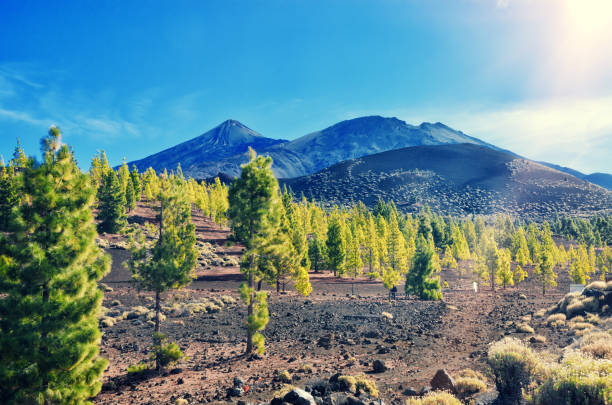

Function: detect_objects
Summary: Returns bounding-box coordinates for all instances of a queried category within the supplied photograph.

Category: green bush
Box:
[127,361,152,376]
[151,333,185,370]
[533,351,612,405]
[487,337,542,404]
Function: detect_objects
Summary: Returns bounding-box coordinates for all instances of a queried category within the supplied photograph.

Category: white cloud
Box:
[394,97,612,174]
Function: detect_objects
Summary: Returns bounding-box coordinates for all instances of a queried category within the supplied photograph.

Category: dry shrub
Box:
[530,335,547,344]
[585,281,606,291]
[405,391,462,405]
[276,370,292,383]
[566,301,586,318]
[546,313,566,325]
[272,384,295,399]
[517,323,535,334]
[454,376,486,397]
[336,374,379,397]
[533,351,612,405]
[585,313,600,325]
[487,337,542,403]
[570,322,595,335]
[580,331,612,359]
[354,374,379,398]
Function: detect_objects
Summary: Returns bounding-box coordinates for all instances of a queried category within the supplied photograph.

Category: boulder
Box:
[430,369,456,394]
[372,359,389,373]
[283,388,316,405]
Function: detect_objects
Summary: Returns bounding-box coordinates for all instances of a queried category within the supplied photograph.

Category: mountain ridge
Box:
[125,116,611,191]
[280,143,612,219]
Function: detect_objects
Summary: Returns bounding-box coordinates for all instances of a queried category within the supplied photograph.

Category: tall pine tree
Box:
[127,185,197,369]
[0,127,110,403]
[405,235,442,300]
[228,148,280,355]
[96,170,127,233]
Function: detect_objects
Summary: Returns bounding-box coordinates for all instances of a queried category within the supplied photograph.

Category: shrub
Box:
[517,323,535,334]
[337,375,357,393]
[405,391,462,405]
[546,313,566,327]
[454,369,487,398]
[381,311,393,320]
[276,370,292,383]
[100,316,116,328]
[566,301,586,318]
[299,363,313,373]
[533,351,612,405]
[127,361,152,376]
[354,374,379,398]
[455,377,486,397]
[272,384,295,399]
[580,331,612,359]
[487,337,542,404]
[530,335,547,344]
[151,333,185,370]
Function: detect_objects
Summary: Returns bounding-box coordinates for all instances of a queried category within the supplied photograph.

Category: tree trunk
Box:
[276,278,280,294]
[154,290,161,334]
[257,279,262,291]
[246,254,254,355]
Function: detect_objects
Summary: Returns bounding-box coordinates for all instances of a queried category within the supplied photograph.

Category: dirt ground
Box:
[94,202,571,405]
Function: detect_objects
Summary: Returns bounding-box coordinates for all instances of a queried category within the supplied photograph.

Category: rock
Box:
[345,396,366,405]
[310,380,330,397]
[228,387,244,397]
[283,388,316,405]
[430,369,456,394]
[419,386,431,396]
[234,376,245,388]
[402,387,419,396]
[372,359,389,373]
[328,393,350,405]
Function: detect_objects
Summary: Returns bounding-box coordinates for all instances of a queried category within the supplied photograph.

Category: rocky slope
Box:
[280,143,612,219]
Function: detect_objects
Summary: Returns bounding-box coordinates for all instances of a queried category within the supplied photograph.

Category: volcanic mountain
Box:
[127,119,287,176]
[280,143,612,219]
[128,116,502,179]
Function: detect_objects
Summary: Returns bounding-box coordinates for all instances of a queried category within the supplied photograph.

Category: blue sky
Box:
[1,0,611,173]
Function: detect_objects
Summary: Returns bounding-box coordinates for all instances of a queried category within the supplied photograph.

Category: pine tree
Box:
[228,148,281,355]
[405,235,442,300]
[308,236,326,272]
[387,211,408,275]
[513,264,528,284]
[534,247,557,295]
[9,138,29,168]
[131,164,141,201]
[127,185,197,369]
[363,214,381,277]
[0,127,110,403]
[0,163,19,231]
[441,245,458,269]
[326,217,345,277]
[345,223,364,279]
[117,158,130,195]
[495,248,513,288]
[125,175,136,212]
[89,150,110,186]
[96,170,127,233]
